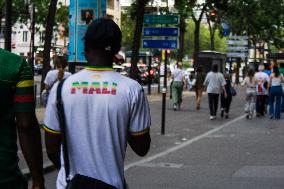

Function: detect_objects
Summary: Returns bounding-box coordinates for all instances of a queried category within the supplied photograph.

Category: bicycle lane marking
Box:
[125,114,246,171]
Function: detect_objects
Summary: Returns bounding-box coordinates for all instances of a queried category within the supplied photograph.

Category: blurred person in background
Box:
[255,64,270,117]
[42,56,72,107]
[204,64,227,120]
[220,74,233,119]
[171,62,185,111]
[268,66,283,119]
[194,66,205,110]
[242,69,257,119]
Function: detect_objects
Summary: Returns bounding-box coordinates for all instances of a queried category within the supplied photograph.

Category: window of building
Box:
[22,31,28,42]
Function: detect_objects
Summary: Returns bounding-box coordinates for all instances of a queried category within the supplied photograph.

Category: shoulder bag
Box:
[56,79,118,189]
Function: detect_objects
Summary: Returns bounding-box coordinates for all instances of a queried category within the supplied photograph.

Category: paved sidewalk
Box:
[24,87,284,189]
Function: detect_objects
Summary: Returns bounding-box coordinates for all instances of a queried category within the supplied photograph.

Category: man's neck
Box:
[88,56,112,67]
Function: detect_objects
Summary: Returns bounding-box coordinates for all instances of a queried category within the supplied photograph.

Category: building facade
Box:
[0,0,121,59]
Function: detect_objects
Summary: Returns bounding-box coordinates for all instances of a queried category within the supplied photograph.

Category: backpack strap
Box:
[56,78,71,182]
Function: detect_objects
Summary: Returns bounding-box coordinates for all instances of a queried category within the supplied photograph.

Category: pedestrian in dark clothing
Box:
[220,74,233,119]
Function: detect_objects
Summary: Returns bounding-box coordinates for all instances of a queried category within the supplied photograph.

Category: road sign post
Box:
[142,14,180,135]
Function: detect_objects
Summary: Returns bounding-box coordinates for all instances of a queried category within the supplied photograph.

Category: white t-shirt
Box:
[172,68,184,82]
[254,72,269,95]
[44,70,72,87]
[242,77,256,94]
[203,72,226,94]
[43,66,151,189]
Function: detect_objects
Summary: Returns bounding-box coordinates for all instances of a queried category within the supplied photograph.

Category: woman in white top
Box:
[268,66,283,119]
[43,56,72,106]
[241,69,256,119]
[171,62,185,110]
[203,64,227,120]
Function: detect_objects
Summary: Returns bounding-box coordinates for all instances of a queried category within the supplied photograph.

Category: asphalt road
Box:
[24,82,284,189]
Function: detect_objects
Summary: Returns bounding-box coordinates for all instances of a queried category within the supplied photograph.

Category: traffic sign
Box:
[143,27,179,37]
[143,39,178,49]
[229,36,249,40]
[227,40,248,46]
[226,46,248,51]
[144,15,180,25]
[227,52,248,58]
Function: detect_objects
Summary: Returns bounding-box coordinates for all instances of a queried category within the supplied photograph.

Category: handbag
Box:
[56,79,118,189]
[230,87,237,96]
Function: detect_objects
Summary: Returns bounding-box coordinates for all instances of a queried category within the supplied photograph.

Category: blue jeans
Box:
[281,94,284,112]
[269,86,282,119]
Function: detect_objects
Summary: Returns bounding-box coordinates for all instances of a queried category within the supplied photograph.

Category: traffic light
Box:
[209,10,217,21]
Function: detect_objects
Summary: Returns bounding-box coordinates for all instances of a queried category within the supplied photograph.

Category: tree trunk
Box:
[177,18,186,62]
[193,20,201,68]
[5,0,12,51]
[206,14,216,51]
[41,0,58,91]
[130,0,149,80]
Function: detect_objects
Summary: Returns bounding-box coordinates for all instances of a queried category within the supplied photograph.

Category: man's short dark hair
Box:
[84,18,122,55]
[212,64,219,72]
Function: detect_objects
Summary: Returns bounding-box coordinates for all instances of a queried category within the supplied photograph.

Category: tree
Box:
[175,0,191,61]
[130,0,151,80]
[41,0,58,90]
[121,7,135,51]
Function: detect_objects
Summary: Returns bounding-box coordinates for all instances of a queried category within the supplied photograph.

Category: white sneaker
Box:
[173,104,177,111]
[210,116,214,120]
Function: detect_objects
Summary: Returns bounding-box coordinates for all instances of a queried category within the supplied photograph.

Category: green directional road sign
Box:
[144,14,180,25]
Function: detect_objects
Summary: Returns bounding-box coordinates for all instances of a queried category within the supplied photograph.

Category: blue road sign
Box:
[143,27,179,37]
[144,14,180,25]
[143,40,178,49]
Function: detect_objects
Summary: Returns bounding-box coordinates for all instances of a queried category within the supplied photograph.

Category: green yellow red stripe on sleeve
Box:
[16,80,34,88]
[42,124,61,135]
[14,94,34,103]
[130,128,150,136]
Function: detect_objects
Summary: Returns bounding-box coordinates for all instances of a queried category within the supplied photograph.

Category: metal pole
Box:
[29,4,35,73]
[161,50,168,135]
[4,0,12,51]
[147,51,152,95]
[157,61,161,94]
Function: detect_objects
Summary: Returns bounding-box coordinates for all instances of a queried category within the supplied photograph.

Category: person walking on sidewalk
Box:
[43,56,71,107]
[255,64,270,117]
[279,62,284,112]
[0,49,45,189]
[220,74,233,119]
[43,18,151,189]
[204,64,227,120]
[268,66,283,119]
[171,62,185,111]
[195,66,205,110]
[241,69,257,119]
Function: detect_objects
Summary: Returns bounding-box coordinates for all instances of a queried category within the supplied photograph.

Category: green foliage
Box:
[121,7,135,51]
[184,19,226,57]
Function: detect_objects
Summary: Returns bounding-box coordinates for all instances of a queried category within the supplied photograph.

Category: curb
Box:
[22,161,56,180]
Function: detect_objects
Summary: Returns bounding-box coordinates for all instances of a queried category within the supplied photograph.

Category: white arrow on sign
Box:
[227,46,248,51]
[227,52,248,58]
[227,40,248,45]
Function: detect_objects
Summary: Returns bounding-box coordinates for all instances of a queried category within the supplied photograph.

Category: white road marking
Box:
[124,114,246,171]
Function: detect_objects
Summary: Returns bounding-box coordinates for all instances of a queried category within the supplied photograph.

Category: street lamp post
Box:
[4,0,12,51]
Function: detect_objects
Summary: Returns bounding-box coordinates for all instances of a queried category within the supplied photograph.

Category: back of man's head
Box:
[84,18,122,56]
[258,64,264,72]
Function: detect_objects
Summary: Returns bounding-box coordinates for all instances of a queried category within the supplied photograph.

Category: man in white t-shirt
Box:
[255,64,269,117]
[43,18,151,189]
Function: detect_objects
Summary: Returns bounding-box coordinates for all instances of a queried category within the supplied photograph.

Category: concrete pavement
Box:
[24,87,284,189]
